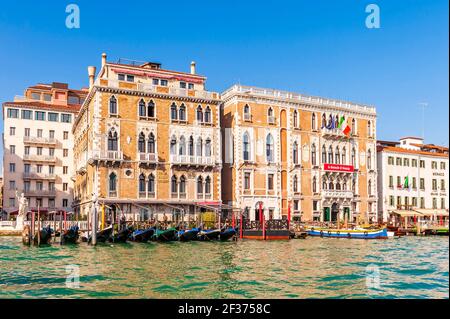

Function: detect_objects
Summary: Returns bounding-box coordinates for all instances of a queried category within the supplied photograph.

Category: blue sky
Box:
[0,0,448,174]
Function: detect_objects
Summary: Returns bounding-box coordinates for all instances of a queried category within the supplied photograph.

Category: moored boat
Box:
[87,226,113,243]
[130,227,155,242]
[109,226,133,243]
[219,227,236,241]
[198,229,221,241]
[306,227,388,239]
[61,225,79,244]
[152,227,178,242]
[33,225,53,245]
[178,228,200,241]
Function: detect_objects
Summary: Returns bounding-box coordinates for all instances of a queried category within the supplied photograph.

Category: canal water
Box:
[0,236,448,298]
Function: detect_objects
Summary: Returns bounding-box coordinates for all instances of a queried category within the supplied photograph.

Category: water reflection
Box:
[0,237,448,299]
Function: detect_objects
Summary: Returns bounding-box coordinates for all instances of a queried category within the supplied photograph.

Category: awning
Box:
[389,210,424,217]
[414,209,449,217]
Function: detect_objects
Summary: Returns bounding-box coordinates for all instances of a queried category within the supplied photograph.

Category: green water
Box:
[0,236,448,298]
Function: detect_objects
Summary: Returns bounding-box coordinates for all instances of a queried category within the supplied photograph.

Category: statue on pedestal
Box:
[15,191,28,230]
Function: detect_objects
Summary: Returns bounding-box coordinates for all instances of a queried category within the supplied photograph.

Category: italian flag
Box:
[337,116,351,137]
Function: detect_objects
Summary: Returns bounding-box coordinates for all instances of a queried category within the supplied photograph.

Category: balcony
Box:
[23,136,57,146]
[88,150,124,165]
[322,128,348,139]
[138,153,158,164]
[24,189,57,197]
[170,155,214,166]
[23,154,57,163]
[323,190,354,199]
[23,172,56,180]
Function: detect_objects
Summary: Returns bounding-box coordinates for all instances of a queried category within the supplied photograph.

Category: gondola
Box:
[61,225,79,244]
[33,225,53,245]
[219,227,236,241]
[22,224,31,246]
[109,226,133,243]
[198,229,221,241]
[152,227,178,242]
[130,227,155,242]
[87,226,113,243]
[178,228,200,241]
[306,227,388,239]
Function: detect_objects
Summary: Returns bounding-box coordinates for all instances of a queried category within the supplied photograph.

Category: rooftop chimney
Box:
[88,66,96,89]
[101,53,107,68]
[190,61,196,75]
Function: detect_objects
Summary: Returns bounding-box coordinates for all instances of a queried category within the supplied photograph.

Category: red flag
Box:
[343,125,351,136]
[259,202,263,226]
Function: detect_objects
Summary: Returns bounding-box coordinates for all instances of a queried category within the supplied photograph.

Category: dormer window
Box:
[180,82,187,89]
[43,94,52,102]
[68,95,80,104]
[31,92,40,100]
[188,83,194,90]
[118,74,125,81]
[160,79,168,86]
[118,74,134,82]
[152,79,159,85]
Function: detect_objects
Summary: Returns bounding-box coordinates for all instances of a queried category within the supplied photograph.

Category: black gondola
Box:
[109,226,133,243]
[33,225,53,245]
[178,228,200,241]
[219,227,236,241]
[61,225,79,244]
[88,226,113,243]
[130,227,154,242]
[198,229,221,241]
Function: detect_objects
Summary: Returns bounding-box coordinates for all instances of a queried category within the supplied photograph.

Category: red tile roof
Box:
[3,101,81,113]
[379,145,449,158]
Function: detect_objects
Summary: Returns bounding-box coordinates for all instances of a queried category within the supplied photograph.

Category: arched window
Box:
[205,176,211,194]
[328,114,333,128]
[351,118,356,135]
[170,136,177,155]
[367,149,372,170]
[335,147,340,164]
[293,175,298,192]
[311,143,317,166]
[171,103,177,120]
[342,147,346,164]
[312,113,316,130]
[312,176,317,193]
[205,139,212,157]
[329,181,334,190]
[243,132,250,161]
[179,136,186,155]
[328,145,333,163]
[367,120,372,137]
[267,107,274,123]
[148,174,155,194]
[368,179,372,196]
[179,176,186,194]
[139,173,146,192]
[343,181,347,190]
[335,115,339,127]
[293,110,298,128]
[108,130,118,151]
[322,113,326,128]
[196,137,203,157]
[204,106,211,123]
[322,180,327,190]
[109,96,117,115]
[138,99,146,117]
[244,104,250,120]
[336,182,341,190]
[179,104,186,121]
[266,134,274,162]
[147,100,155,118]
[171,176,178,194]
[138,132,146,153]
[292,142,298,164]
[196,105,203,122]
[148,133,155,154]
[351,147,356,166]
[109,172,117,195]
[322,145,327,163]
[189,136,194,156]
[197,176,203,195]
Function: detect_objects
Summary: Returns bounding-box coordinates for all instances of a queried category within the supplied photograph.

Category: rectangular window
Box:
[420,160,425,168]
[24,164,30,173]
[37,129,43,137]
[63,149,68,157]
[396,158,402,166]
[432,179,437,191]
[49,130,55,139]
[403,158,409,166]
[152,79,159,85]
[388,156,394,165]
[268,174,274,190]
[63,166,68,174]
[48,198,55,208]
[10,145,15,154]
[180,82,186,89]
[441,162,446,170]
[7,108,19,118]
[420,178,425,190]
[68,95,79,104]
[389,176,393,188]
[63,183,68,191]
[432,161,437,169]
[313,200,318,211]
[35,111,46,121]
[412,177,417,189]
[25,146,30,156]
[37,165,42,173]
[412,159,417,167]
[25,128,30,137]
[397,196,401,206]
[126,75,134,82]
[244,172,251,190]
[9,163,15,172]
[412,197,417,207]
[49,148,55,156]
[432,198,437,209]
[31,92,40,100]
[118,74,125,81]
[188,83,194,90]
[49,182,55,191]
[61,114,72,123]
[9,127,15,135]
[49,165,55,174]
[9,180,15,190]
[48,112,59,122]
[160,79,168,86]
[420,197,425,209]
[441,198,446,209]
[21,110,32,119]
[37,147,43,155]
[441,179,446,191]
[62,199,68,208]
[36,181,43,191]
[24,181,30,192]
[9,198,15,207]
[63,131,69,140]
[43,93,52,102]
[397,176,401,187]
[389,196,394,206]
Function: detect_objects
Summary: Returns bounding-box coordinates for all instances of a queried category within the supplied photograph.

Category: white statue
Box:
[15,191,28,230]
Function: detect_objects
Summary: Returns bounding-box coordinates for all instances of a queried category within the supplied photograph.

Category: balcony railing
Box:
[23,172,57,180]
[24,189,57,197]
[323,190,354,199]
[23,154,57,163]
[139,152,157,162]
[170,155,214,166]
[109,190,117,197]
[321,128,347,138]
[23,136,57,145]
[90,150,123,161]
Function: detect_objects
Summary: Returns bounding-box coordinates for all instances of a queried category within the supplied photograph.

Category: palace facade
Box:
[221,85,378,223]
[72,54,222,221]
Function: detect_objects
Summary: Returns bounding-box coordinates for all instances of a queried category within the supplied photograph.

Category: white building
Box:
[377,137,449,222]
[2,82,87,219]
